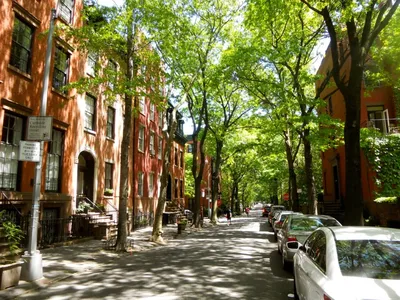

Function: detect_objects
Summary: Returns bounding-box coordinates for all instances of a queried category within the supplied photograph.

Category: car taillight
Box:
[287,236,297,242]
[277,221,283,226]
[323,294,332,300]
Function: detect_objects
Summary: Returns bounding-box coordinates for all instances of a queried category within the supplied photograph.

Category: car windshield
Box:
[336,240,400,279]
[290,217,339,231]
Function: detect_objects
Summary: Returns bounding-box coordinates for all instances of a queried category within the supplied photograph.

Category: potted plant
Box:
[0,211,25,290]
[177,218,188,234]
[104,188,114,196]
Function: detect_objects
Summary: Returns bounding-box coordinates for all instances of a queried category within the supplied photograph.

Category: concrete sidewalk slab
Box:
[0,219,216,299]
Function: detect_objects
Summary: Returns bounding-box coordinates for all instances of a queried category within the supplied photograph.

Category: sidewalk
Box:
[0,219,215,300]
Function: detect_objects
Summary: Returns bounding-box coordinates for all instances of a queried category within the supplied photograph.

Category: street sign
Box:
[19,141,40,162]
[283,193,290,201]
[27,116,53,141]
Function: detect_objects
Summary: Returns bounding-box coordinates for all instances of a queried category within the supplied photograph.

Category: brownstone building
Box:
[0,0,186,244]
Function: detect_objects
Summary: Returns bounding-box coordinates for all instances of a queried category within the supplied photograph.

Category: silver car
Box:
[272,211,302,240]
[277,214,341,270]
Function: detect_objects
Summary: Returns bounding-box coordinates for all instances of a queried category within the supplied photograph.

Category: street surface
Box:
[17,207,295,300]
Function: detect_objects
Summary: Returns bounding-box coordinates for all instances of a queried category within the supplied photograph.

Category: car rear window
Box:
[290,217,340,231]
[336,240,400,279]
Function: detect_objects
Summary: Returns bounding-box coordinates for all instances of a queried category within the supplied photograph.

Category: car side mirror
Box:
[299,245,306,252]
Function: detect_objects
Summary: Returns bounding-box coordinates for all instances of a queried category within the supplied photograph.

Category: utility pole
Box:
[21,8,57,282]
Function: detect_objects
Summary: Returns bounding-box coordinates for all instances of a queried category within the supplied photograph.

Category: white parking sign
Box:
[27,116,53,141]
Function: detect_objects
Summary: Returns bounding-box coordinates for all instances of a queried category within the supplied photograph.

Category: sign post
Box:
[21,8,56,282]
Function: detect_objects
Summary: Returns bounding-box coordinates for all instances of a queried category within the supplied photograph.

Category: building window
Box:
[148,172,154,197]
[158,111,163,128]
[158,137,162,159]
[175,178,178,199]
[150,132,155,155]
[180,179,183,199]
[45,129,64,192]
[86,52,96,77]
[139,96,145,114]
[138,125,145,152]
[106,107,115,139]
[105,162,113,190]
[187,144,193,153]
[107,60,117,90]
[138,171,144,197]
[53,46,70,93]
[10,16,34,74]
[150,103,155,121]
[180,151,184,168]
[174,147,178,166]
[59,0,74,24]
[84,94,96,131]
[367,106,387,133]
[0,113,23,190]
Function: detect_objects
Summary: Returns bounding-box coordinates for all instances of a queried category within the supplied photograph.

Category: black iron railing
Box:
[132,212,154,231]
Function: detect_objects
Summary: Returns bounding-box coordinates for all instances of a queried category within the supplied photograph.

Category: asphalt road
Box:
[18,209,295,300]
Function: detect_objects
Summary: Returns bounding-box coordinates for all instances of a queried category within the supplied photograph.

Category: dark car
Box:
[262,204,272,217]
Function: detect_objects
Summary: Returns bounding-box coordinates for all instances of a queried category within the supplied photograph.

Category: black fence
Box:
[132,212,154,231]
[0,212,102,250]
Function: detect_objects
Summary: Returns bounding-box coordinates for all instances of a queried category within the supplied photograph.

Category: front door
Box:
[77,152,95,207]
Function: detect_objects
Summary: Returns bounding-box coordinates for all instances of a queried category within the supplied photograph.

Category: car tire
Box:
[293,277,299,300]
[282,252,289,271]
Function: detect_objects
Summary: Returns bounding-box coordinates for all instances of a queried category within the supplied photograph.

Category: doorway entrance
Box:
[77,151,95,206]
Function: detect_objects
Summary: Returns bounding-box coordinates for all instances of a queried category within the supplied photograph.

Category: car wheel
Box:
[282,252,289,271]
[293,277,299,300]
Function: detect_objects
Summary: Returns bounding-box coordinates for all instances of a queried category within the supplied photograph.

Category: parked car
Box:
[277,214,341,270]
[272,211,302,239]
[293,226,400,300]
[268,205,285,224]
[262,204,272,217]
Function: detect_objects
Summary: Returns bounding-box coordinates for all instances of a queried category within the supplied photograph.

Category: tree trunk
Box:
[115,9,136,252]
[284,132,298,211]
[343,75,364,225]
[151,107,179,242]
[211,140,223,223]
[303,128,318,215]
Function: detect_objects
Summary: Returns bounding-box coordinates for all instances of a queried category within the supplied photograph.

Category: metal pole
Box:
[21,8,57,282]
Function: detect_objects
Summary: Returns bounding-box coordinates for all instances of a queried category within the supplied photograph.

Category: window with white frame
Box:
[150,103,155,121]
[158,136,162,159]
[106,107,115,139]
[138,171,144,197]
[45,129,64,192]
[86,52,96,77]
[107,60,117,90]
[59,0,74,23]
[158,110,163,128]
[53,46,70,93]
[138,125,145,152]
[148,172,154,197]
[0,113,23,190]
[10,16,34,74]
[105,162,113,190]
[139,96,145,114]
[84,94,96,131]
[149,132,155,156]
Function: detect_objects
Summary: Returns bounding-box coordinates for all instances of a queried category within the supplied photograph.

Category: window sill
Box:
[51,87,69,99]
[8,65,32,81]
[84,129,97,136]
[138,150,145,154]
[106,137,115,142]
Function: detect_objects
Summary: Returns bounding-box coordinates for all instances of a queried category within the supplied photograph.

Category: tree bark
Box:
[303,128,318,215]
[211,140,223,223]
[115,8,136,252]
[284,131,298,211]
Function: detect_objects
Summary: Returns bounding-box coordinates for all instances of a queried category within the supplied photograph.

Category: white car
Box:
[293,226,400,300]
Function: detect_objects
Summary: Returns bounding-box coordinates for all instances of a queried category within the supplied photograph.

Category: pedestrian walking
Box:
[226,209,232,225]
[245,207,250,216]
